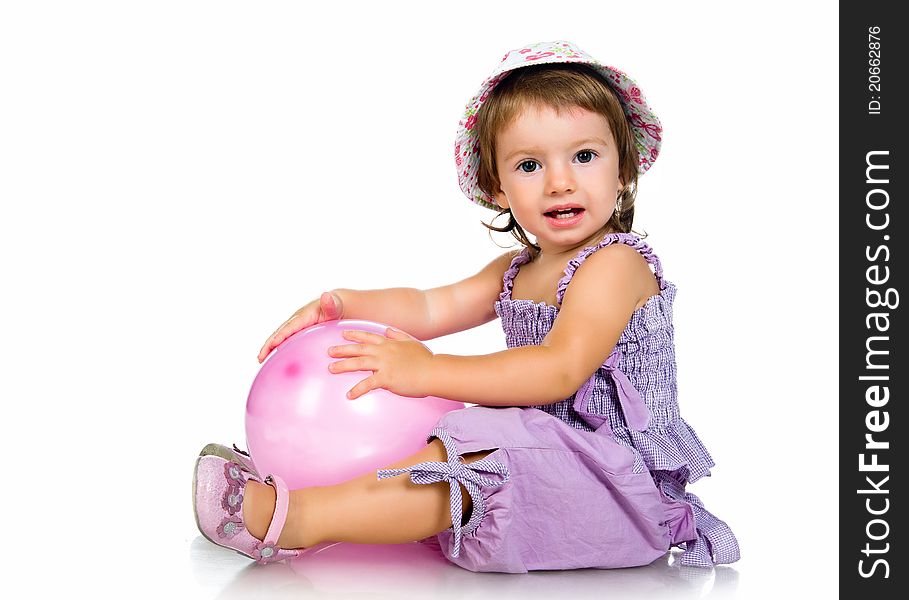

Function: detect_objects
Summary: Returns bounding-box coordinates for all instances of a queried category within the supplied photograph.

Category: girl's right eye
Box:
[518,160,539,173]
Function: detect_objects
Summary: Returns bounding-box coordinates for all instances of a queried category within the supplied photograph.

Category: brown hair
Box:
[476,63,643,260]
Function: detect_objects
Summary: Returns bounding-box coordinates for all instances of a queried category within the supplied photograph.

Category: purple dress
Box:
[377,232,740,573]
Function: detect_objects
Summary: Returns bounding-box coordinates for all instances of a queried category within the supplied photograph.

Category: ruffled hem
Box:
[654,470,740,567]
[623,417,715,484]
[660,488,697,546]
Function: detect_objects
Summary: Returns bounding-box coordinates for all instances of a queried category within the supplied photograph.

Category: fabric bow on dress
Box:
[573,349,650,433]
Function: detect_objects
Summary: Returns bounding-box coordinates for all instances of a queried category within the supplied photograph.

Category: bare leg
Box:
[243,439,494,549]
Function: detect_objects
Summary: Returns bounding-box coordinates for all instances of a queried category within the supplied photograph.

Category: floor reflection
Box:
[190,536,739,599]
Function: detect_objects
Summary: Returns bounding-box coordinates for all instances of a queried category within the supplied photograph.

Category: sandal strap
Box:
[262,473,290,545]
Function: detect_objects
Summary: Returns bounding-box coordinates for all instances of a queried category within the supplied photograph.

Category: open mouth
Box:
[544,208,585,219]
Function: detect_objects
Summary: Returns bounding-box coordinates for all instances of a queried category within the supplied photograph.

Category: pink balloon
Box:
[245,319,466,489]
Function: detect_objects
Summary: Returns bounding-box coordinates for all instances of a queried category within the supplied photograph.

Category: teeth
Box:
[549,209,578,219]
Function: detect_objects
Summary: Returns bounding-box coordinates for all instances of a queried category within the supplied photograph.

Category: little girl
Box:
[192,40,740,573]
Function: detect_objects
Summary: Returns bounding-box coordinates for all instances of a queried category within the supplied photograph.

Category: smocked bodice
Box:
[492,233,714,484]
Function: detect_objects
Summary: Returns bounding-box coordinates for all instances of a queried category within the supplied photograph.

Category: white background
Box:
[0,1,837,598]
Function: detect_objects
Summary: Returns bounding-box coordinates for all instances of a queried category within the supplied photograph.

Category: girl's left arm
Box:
[428,346,576,406]
[429,244,647,407]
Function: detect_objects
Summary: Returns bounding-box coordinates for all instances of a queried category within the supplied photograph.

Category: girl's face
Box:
[493,104,623,259]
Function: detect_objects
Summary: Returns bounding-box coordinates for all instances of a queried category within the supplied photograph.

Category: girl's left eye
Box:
[576,150,597,163]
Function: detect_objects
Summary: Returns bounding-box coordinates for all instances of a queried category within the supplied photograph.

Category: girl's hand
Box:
[327,328,435,400]
[258,291,344,363]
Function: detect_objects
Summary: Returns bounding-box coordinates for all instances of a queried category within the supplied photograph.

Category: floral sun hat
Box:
[454,40,663,211]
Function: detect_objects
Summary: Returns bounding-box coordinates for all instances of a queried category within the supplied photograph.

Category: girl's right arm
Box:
[421,249,520,340]
[257,249,518,362]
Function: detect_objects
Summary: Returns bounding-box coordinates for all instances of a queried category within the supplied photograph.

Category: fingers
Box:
[327,333,378,369]
[258,314,309,363]
[340,329,384,343]
[328,331,378,390]
[258,328,288,363]
[257,338,276,363]
[259,323,383,364]
[384,327,416,340]
[258,294,344,363]
[321,291,342,320]
[327,342,370,358]
[326,330,384,400]
[346,375,377,400]
[327,356,370,373]
[259,329,283,361]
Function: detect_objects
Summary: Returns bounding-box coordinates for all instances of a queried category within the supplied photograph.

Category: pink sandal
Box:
[192,454,300,564]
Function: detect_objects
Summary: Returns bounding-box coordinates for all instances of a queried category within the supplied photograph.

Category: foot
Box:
[192,456,301,564]
[243,481,317,549]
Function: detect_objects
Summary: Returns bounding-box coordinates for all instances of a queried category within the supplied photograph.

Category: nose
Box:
[544,162,575,195]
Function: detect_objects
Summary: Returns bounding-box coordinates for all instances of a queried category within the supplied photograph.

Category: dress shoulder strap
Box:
[555,233,666,307]
[499,248,532,302]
